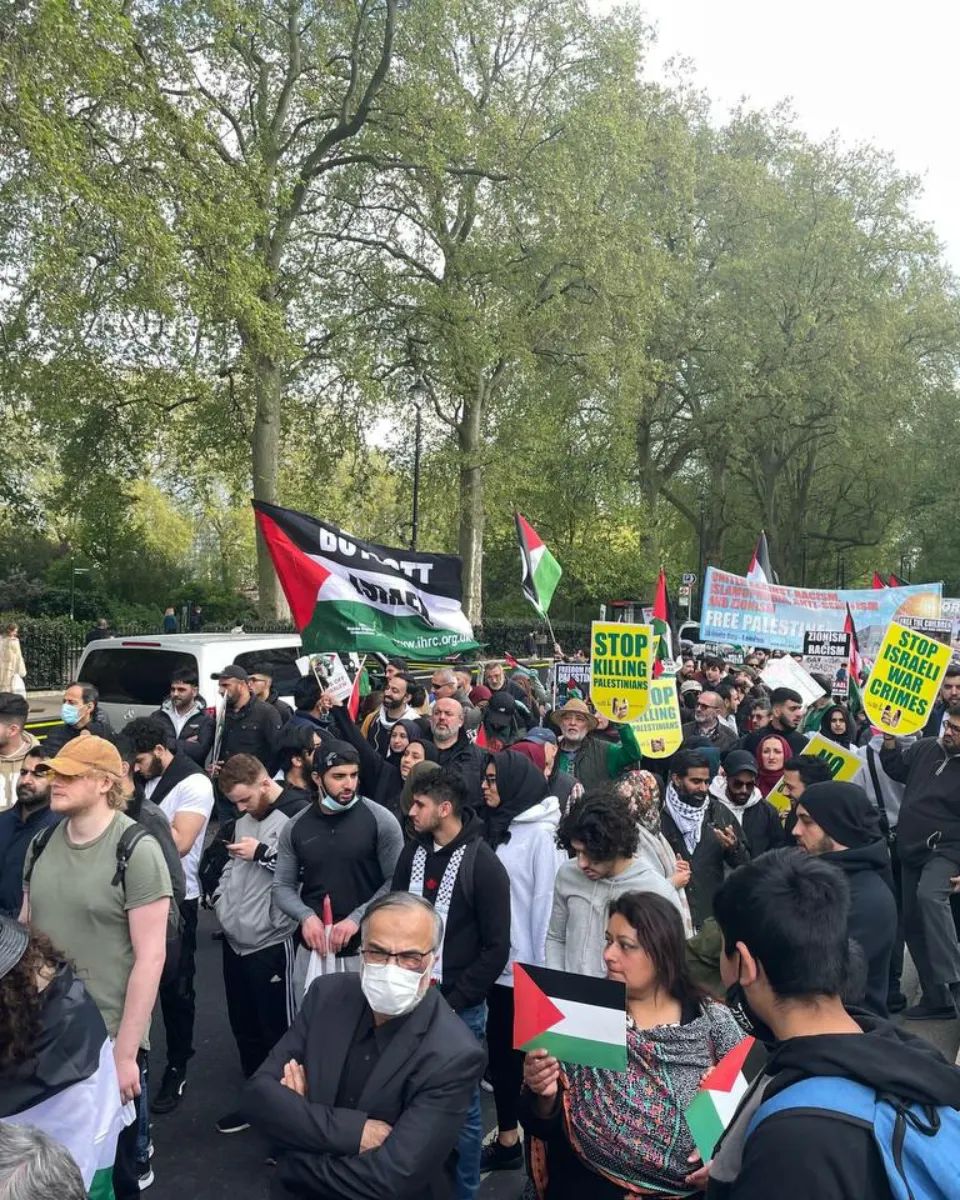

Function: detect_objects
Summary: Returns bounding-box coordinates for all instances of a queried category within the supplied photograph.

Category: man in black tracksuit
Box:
[707,849,960,1200]
[791,780,896,1016]
[391,770,510,1199]
[880,709,960,1019]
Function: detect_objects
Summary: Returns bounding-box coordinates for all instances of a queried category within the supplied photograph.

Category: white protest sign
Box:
[760,656,826,709]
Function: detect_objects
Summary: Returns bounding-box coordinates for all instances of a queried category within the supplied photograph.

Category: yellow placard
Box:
[590,622,653,723]
[863,621,952,735]
[630,677,684,758]
[766,732,862,814]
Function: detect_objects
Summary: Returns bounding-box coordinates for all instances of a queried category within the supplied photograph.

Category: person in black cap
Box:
[481,691,523,751]
[793,781,896,1016]
[272,740,403,996]
[711,749,787,859]
[210,665,283,822]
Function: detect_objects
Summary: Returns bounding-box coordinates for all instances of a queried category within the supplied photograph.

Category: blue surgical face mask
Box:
[61,702,82,726]
[320,789,359,814]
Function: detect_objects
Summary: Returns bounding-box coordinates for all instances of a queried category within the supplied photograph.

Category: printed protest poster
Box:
[760,656,825,709]
[631,677,684,758]
[863,621,952,735]
[941,598,960,654]
[699,568,942,656]
[590,623,653,722]
[900,615,953,647]
[802,630,851,697]
[766,733,860,815]
[553,662,591,701]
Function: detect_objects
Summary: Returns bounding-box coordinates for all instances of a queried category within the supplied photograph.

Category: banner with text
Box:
[590,623,653,722]
[801,631,851,697]
[630,677,684,758]
[700,568,942,656]
[863,621,952,735]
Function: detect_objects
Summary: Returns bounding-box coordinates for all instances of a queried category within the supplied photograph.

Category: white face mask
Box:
[360,960,430,1018]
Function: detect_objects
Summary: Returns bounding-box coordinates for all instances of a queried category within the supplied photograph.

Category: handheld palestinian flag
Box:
[652,569,673,678]
[1,972,132,1199]
[515,513,562,618]
[844,603,864,716]
[746,530,776,585]
[684,1036,767,1160]
[253,501,479,661]
[513,963,627,1071]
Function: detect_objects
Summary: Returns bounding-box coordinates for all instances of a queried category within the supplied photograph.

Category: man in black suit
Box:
[242,891,487,1199]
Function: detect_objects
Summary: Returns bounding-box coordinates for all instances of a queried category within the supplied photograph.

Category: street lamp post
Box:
[69,566,90,622]
[409,378,427,551]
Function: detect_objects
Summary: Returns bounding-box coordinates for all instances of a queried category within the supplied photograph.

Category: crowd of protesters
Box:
[0,642,959,1200]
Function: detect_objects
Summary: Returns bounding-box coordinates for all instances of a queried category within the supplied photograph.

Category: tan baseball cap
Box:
[45,733,122,778]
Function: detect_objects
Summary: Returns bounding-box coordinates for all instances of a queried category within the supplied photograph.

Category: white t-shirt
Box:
[145,773,214,901]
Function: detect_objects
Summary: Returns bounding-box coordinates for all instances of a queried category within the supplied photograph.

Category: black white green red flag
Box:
[844,603,864,715]
[513,962,627,1071]
[515,513,562,619]
[652,569,673,678]
[253,501,480,661]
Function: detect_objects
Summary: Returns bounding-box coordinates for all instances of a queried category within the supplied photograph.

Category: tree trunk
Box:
[457,391,484,627]
[251,351,282,618]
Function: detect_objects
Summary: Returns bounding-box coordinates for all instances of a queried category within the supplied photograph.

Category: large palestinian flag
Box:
[515,513,562,619]
[1,967,132,1198]
[513,962,627,1071]
[254,501,480,661]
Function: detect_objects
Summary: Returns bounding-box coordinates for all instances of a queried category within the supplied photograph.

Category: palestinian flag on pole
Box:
[684,1036,767,1160]
[513,963,627,1071]
[652,568,673,678]
[1,969,132,1198]
[871,571,887,589]
[515,513,562,618]
[746,530,776,585]
[888,572,906,587]
[253,501,479,662]
[844,603,864,716]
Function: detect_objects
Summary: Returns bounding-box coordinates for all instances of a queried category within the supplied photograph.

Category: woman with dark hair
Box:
[479,752,565,1172]
[0,917,131,1194]
[520,892,746,1198]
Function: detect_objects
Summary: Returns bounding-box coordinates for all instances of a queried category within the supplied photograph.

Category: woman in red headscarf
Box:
[753,731,792,797]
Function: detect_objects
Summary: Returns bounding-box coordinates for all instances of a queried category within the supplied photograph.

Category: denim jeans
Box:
[454,1002,487,1200]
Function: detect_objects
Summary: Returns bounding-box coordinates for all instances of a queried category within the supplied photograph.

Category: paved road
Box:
[146,905,524,1200]
[144,906,959,1199]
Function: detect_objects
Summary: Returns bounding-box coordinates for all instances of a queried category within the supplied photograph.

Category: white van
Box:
[76,633,303,729]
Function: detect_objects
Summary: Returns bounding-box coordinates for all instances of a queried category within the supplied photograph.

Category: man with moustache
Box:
[0,746,59,916]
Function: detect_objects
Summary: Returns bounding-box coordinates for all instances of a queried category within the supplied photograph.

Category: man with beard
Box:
[740,687,806,756]
[0,693,38,812]
[792,781,896,1017]
[124,716,214,1115]
[273,742,403,994]
[361,672,418,757]
[550,699,642,790]
[659,750,748,930]
[0,746,59,915]
[429,698,484,804]
[921,661,960,738]
[247,660,294,726]
[681,691,739,753]
[151,667,215,765]
[881,704,960,1019]
[210,665,282,821]
[711,749,786,859]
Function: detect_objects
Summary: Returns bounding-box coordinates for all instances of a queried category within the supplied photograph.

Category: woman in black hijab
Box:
[818,703,858,751]
[328,708,436,819]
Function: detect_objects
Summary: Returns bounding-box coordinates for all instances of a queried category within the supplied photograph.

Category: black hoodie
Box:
[390,810,510,1012]
[880,736,960,867]
[707,1016,960,1200]
[821,840,896,1017]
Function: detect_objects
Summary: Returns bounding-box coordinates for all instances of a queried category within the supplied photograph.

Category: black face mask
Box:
[725,981,778,1045]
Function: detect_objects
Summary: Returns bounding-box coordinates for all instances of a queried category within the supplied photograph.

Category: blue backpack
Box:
[746,1076,960,1200]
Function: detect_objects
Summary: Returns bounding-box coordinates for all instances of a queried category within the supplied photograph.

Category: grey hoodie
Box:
[214,807,299,955]
[545,855,683,978]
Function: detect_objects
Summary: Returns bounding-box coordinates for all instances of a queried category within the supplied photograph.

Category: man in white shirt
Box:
[125,716,214,1115]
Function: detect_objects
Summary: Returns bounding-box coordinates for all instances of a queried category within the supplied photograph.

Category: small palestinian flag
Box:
[888,572,907,587]
[684,1036,767,1160]
[844,603,864,716]
[746,530,776,585]
[515,513,562,619]
[513,963,627,1071]
[652,568,673,678]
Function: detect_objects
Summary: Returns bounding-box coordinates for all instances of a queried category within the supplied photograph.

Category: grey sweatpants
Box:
[901,853,960,1008]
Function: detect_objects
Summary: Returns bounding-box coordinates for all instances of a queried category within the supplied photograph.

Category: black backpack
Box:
[25,822,183,984]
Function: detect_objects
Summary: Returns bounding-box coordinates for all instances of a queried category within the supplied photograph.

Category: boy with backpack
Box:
[706,847,960,1200]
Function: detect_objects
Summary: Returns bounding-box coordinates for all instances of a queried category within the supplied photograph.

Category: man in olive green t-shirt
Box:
[20,734,171,1200]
